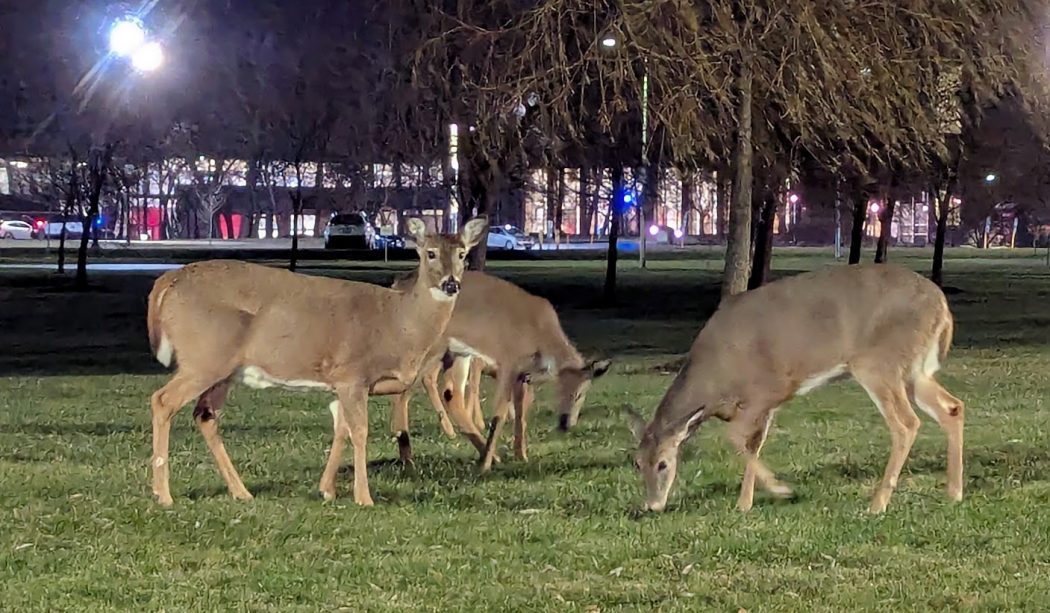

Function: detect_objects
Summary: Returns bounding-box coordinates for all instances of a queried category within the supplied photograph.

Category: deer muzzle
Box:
[440,277,461,296]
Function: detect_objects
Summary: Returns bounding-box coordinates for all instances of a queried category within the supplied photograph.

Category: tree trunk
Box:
[931,175,958,286]
[57,164,77,274]
[76,146,111,290]
[716,172,729,238]
[578,168,591,238]
[748,189,776,289]
[848,189,866,264]
[681,173,694,236]
[545,169,557,239]
[722,62,754,299]
[874,197,896,263]
[604,167,624,304]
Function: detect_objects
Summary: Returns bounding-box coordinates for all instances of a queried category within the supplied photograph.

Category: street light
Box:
[109,18,146,56]
[985,173,997,183]
[131,41,164,72]
[601,37,617,48]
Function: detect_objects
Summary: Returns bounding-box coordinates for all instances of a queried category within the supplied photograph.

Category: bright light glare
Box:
[109,19,146,56]
[788,193,800,204]
[648,225,659,236]
[674,229,684,239]
[623,193,634,204]
[131,41,164,72]
[985,173,997,183]
[601,37,617,48]
[869,202,881,214]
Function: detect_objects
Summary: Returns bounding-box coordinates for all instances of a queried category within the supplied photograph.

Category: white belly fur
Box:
[241,366,331,392]
[448,338,498,368]
[796,364,848,396]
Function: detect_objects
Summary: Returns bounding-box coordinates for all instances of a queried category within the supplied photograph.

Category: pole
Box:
[639,62,649,269]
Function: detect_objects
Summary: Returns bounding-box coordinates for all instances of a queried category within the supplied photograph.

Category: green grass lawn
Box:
[2,249,1050,611]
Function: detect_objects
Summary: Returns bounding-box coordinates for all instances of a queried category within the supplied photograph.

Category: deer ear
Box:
[585,358,612,379]
[671,406,706,445]
[406,217,427,243]
[460,216,489,249]
[621,405,647,442]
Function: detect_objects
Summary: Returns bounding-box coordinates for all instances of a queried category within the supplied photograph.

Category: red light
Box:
[34,219,45,229]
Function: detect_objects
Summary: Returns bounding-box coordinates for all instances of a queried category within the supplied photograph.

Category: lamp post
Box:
[601,36,648,269]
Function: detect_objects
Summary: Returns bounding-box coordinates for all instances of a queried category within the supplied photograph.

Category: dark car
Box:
[373,234,405,250]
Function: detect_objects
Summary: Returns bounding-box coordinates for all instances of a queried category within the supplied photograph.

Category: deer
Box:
[623,263,964,515]
[374,270,611,468]
[145,216,488,507]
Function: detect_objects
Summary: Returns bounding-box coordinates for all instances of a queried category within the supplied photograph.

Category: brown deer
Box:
[379,270,611,467]
[624,264,964,514]
[145,216,488,507]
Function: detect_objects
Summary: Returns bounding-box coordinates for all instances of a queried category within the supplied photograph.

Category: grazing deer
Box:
[624,264,963,514]
[145,216,488,506]
[381,270,611,467]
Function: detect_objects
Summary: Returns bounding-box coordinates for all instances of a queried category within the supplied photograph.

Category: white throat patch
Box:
[430,287,457,302]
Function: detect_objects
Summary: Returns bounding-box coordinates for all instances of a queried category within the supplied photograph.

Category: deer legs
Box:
[729,407,792,512]
[150,372,213,506]
[479,371,517,472]
[856,369,921,514]
[911,375,965,502]
[193,379,253,502]
[319,384,373,505]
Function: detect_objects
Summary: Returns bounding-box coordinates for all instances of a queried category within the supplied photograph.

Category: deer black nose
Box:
[441,277,460,296]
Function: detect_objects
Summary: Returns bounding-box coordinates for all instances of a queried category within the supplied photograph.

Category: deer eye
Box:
[427,250,437,260]
[657,461,668,472]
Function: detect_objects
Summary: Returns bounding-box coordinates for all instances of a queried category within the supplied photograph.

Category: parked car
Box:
[33,217,84,240]
[487,225,535,250]
[0,220,34,240]
[373,234,405,250]
[323,212,375,249]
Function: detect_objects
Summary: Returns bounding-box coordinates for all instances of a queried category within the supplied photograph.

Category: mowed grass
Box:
[2,248,1050,611]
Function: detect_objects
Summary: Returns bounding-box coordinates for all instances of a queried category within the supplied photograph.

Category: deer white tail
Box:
[147,276,176,368]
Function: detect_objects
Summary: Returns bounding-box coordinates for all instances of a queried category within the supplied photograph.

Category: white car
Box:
[0,220,35,240]
[487,225,535,250]
[324,212,375,249]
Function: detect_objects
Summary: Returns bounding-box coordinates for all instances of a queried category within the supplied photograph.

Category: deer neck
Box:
[398,271,457,344]
[650,357,718,439]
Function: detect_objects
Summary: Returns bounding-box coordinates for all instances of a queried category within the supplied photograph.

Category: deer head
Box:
[405,216,488,300]
[555,358,612,431]
[624,404,705,512]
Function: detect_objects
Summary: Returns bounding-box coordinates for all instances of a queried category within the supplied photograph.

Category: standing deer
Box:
[145,216,488,506]
[381,270,611,467]
[624,264,964,514]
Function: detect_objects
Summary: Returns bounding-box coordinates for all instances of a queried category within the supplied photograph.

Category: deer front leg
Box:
[512,379,534,461]
[468,359,486,431]
[479,372,515,472]
[728,407,789,512]
[337,384,374,506]
[319,400,349,501]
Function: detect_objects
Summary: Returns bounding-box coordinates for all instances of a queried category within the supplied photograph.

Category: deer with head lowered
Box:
[624,264,963,514]
[373,270,611,467]
[145,216,488,506]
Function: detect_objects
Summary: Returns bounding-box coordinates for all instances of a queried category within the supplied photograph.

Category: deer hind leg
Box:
[193,379,252,501]
[389,391,415,465]
[336,383,373,506]
[729,407,790,512]
[467,359,486,431]
[320,400,350,501]
[479,371,516,472]
[512,379,534,461]
[423,363,456,439]
[912,375,965,502]
[150,372,213,506]
[439,356,499,462]
[855,369,920,514]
